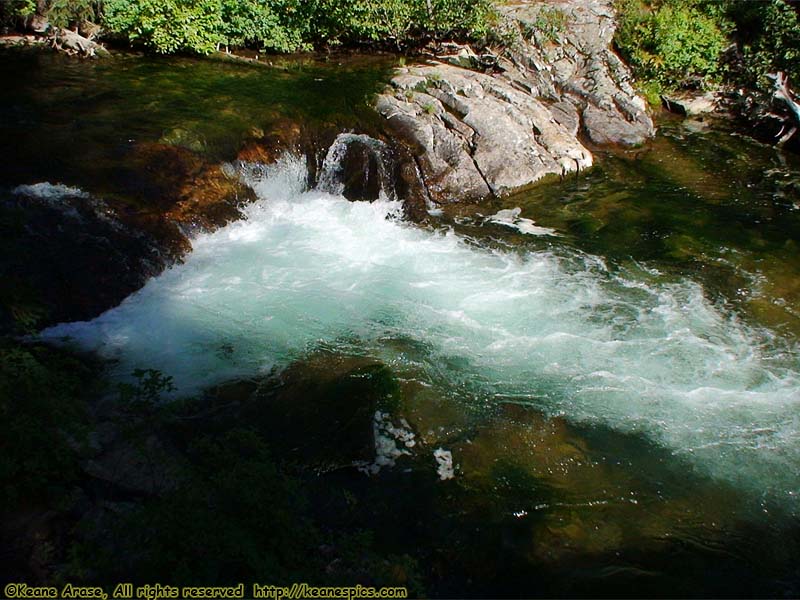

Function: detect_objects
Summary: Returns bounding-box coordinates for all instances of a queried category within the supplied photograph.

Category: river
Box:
[4,48,800,596]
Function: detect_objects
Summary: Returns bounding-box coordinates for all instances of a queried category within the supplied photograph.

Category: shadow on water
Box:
[304,353,799,596]
[0,48,395,207]
[175,347,800,597]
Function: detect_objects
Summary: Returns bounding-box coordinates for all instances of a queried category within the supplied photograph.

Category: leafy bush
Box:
[47,0,100,28]
[533,6,568,42]
[219,0,308,52]
[615,0,730,89]
[616,0,800,100]
[103,0,224,54]
[99,0,493,54]
[5,0,493,53]
[724,0,800,91]
[0,0,36,28]
[2,0,100,29]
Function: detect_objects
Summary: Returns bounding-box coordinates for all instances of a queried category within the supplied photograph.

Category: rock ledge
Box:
[376,0,655,203]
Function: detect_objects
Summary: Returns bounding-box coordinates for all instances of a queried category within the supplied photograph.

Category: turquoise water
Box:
[43,152,800,515]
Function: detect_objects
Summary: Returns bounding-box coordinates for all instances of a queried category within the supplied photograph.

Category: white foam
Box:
[13,182,90,200]
[357,411,416,476]
[40,154,800,506]
[434,448,455,481]
[486,207,559,236]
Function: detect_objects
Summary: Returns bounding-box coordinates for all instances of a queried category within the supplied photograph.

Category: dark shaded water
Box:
[0,49,392,207]
[3,48,800,597]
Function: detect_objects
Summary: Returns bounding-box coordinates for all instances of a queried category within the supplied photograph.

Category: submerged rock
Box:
[244,354,404,472]
[130,142,256,233]
[376,0,654,204]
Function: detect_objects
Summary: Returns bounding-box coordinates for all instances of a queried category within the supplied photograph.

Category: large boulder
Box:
[377,67,591,204]
[0,184,168,331]
[375,0,655,204]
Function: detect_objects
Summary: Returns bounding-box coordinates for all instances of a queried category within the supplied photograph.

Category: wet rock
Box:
[0,142,249,331]
[0,184,166,330]
[130,142,256,233]
[318,134,391,202]
[128,142,206,204]
[166,163,254,232]
[159,127,207,153]
[393,146,432,221]
[340,142,383,201]
[316,133,401,201]
[236,119,328,189]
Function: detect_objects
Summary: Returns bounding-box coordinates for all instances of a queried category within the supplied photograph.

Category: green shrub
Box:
[724,0,800,91]
[99,0,494,54]
[103,0,224,54]
[0,0,36,28]
[219,0,309,52]
[534,6,568,42]
[615,0,730,89]
[47,0,100,28]
[616,0,800,99]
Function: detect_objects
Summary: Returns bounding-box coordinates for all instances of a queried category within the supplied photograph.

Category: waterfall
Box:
[316,133,396,201]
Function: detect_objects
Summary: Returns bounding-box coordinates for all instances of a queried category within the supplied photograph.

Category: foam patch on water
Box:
[357,411,416,476]
[41,154,800,507]
[13,182,90,200]
[434,448,455,481]
[486,207,559,236]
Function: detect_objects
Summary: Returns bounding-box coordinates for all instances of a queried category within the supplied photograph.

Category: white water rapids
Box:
[42,153,800,507]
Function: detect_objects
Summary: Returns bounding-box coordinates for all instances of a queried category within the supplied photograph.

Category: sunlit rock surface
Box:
[376,0,655,203]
